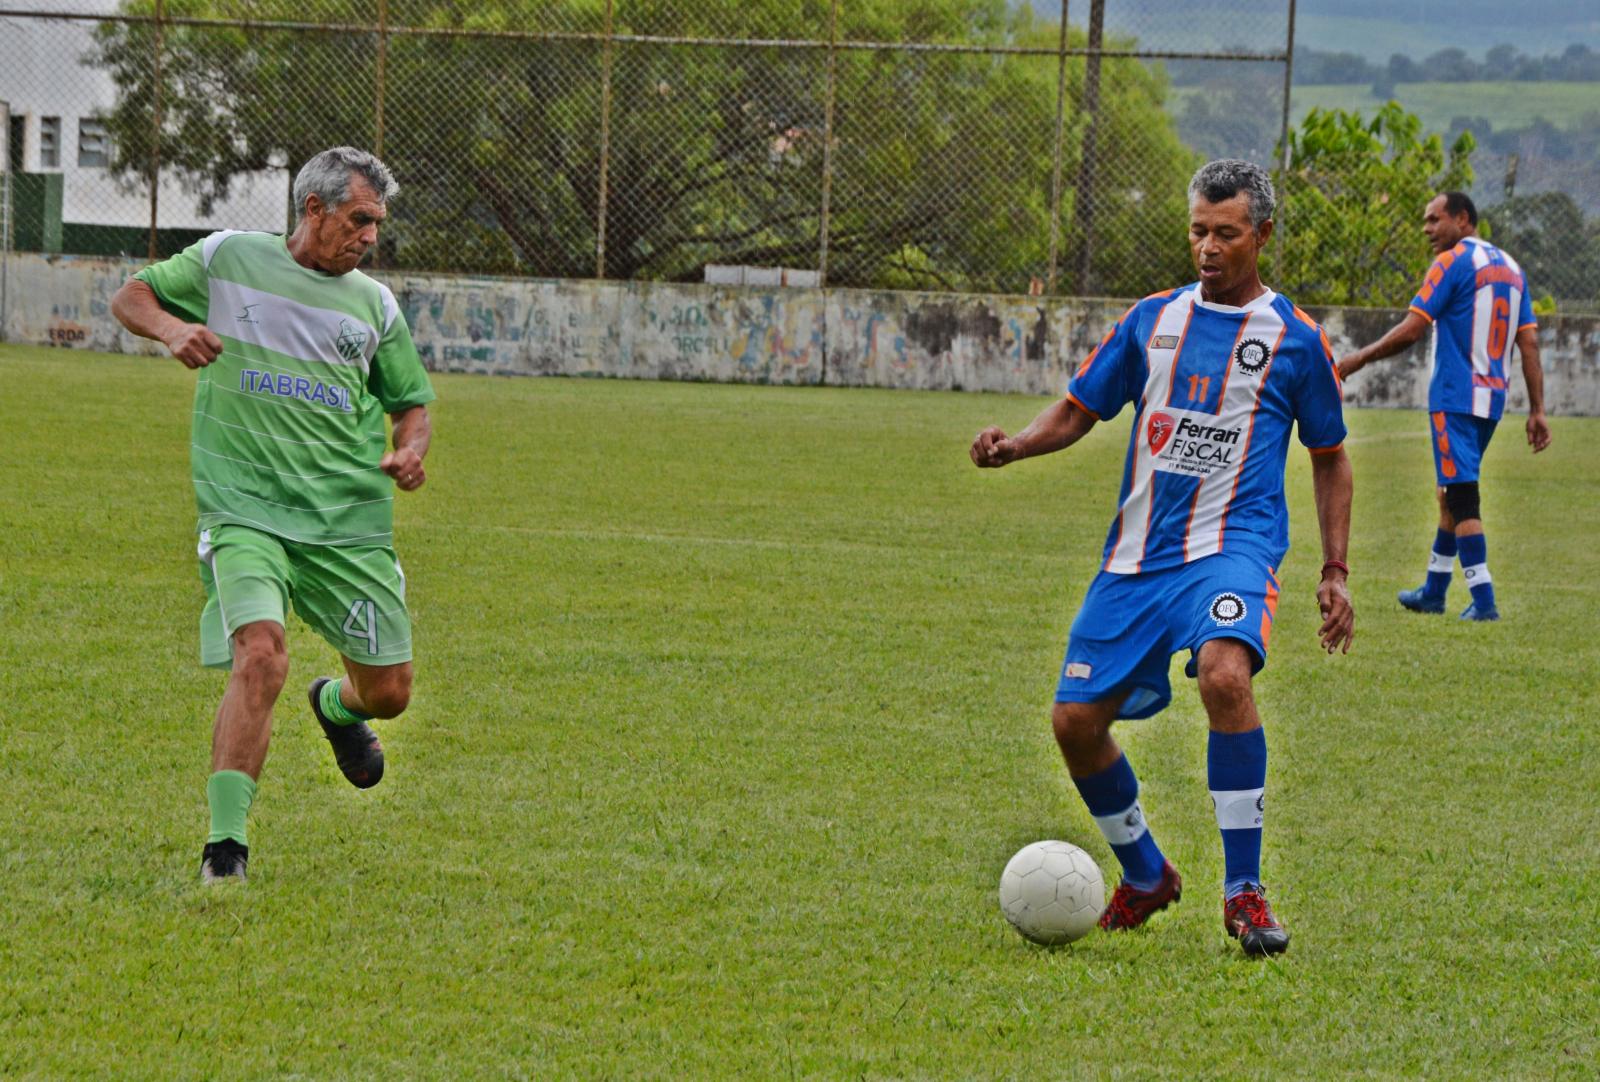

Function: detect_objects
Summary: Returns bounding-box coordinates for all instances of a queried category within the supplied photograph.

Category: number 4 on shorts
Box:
[343,599,379,656]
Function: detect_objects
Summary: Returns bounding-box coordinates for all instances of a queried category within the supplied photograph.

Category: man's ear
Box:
[1256,218,1275,248]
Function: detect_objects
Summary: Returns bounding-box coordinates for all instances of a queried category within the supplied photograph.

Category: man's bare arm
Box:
[110,279,223,369]
[1309,446,1355,654]
[381,405,432,491]
[1336,310,1430,381]
[970,397,1097,468]
[1515,325,1552,452]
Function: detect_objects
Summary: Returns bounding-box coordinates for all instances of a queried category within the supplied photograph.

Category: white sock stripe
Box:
[1211,788,1265,831]
[1461,562,1491,586]
[1428,550,1455,573]
[1092,800,1150,847]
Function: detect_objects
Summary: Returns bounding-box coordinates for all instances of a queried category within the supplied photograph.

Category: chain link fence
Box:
[0,1,1593,311]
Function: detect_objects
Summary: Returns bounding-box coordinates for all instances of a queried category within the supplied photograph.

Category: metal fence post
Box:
[817,0,839,287]
[595,0,614,279]
[1072,0,1104,295]
[373,0,387,269]
[1046,0,1069,294]
[147,0,165,261]
[1275,0,1296,285]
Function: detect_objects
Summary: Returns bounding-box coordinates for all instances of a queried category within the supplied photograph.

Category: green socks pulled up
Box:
[206,769,258,845]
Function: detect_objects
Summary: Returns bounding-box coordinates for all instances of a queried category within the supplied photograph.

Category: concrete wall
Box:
[6,252,1598,415]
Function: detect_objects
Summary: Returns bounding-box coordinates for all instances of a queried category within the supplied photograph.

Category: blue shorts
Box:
[1431,411,1497,486]
[1055,552,1280,720]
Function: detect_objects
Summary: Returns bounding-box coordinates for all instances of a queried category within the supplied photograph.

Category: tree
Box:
[1483,191,1600,308]
[1276,102,1475,307]
[89,0,1197,294]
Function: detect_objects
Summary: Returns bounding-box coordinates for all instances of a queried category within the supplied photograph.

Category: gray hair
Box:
[292,146,398,218]
[1188,159,1275,228]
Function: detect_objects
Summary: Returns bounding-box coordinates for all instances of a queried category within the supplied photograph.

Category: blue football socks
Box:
[1425,527,1457,599]
[1457,532,1496,612]
[1208,727,1267,899]
[1073,754,1167,890]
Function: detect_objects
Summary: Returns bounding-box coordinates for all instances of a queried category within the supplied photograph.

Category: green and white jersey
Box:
[136,231,435,546]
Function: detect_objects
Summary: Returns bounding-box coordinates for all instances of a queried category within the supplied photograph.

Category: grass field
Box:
[1289,81,1600,134]
[2,344,1597,1079]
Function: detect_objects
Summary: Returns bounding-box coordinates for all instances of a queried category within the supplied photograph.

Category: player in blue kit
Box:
[971,160,1355,956]
[1338,192,1552,621]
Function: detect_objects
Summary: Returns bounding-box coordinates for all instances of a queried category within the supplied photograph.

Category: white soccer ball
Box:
[998,840,1105,945]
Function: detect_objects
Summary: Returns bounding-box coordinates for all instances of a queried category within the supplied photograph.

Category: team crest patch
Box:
[1152,334,1180,349]
[1147,411,1176,454]
[1209,592,1247,625]
[1063,661,1093,679]
[1235,337,1271,374]
[335,319,368,361]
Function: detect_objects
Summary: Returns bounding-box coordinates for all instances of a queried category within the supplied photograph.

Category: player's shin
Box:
[1425,527,1457,599]
[206,769,257,845]
[1208,728,1266,898]
[1073,754,1167,890]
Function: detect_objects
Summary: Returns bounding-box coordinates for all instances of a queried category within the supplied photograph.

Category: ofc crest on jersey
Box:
[1235,337,1272,374]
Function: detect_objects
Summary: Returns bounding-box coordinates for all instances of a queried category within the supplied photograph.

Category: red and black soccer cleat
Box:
[1098,861,1183,931]
[1224,886,1290,956]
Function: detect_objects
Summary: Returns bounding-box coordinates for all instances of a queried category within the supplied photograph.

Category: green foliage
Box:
[88,0,1195,293]
[3,346,1599,1077]
[1484,192,1600,312]
[1277,102,1474,306]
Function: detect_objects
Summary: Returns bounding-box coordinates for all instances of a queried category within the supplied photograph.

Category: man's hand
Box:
[1335,355,1361,381]
[970,426,1025,468]
[381,448,427,491]
[163,323,224,369]
[1526,411,1552,453]
[1316,572,1355,655]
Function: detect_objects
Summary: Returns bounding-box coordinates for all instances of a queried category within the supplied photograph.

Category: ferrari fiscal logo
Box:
[1235,337,1271,374]
[335,319,368,361]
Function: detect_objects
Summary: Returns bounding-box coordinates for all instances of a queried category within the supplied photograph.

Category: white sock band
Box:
[1461,562,1491,586]
[1211,788,1265,831]
[1428,550,1455,574]
[1092,801,1150,846]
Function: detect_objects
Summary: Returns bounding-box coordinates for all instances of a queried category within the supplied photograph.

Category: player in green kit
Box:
[111,147,435,882]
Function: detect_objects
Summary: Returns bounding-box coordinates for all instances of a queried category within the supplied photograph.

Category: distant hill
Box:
[1020,0,1599,61]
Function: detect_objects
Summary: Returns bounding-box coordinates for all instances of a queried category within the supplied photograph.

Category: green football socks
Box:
[206,769,258,845]
[319,677,372,726]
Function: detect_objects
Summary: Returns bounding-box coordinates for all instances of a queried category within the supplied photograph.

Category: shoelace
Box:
[1230,892,1273,929]
[1100,884,1144,927]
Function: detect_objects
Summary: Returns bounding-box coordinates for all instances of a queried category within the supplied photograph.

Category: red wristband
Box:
[1321,559,1350,577]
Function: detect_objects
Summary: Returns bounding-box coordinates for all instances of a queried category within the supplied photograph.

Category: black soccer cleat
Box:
[201,839,249,882]
[1099,861,1183,931]
[1224,885,1290,956]
[309,677,385,789]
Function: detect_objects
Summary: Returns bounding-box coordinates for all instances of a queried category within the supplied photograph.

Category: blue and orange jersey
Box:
[1066,285,1346,575]
[1409,237,1535,420]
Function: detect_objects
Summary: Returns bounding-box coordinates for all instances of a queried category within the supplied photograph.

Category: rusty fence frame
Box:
[0,1,1295,292]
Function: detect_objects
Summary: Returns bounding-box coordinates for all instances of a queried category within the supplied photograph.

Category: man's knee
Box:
[1052,700,1113,755]
[1444,481,1481,525]
[353,664,411,719]
[1196,639,1256,715]
[231,622,288,690]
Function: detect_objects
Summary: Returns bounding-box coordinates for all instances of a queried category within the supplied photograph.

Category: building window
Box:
[39,116,61,168]
[78,118,110,168]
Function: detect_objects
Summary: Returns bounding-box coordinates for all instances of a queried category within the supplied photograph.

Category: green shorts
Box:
[197,524,413,670]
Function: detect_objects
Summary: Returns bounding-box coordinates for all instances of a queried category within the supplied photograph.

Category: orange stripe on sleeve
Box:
[1308,442,1344,455]
[1408,305,1435,323]
[1517,322,1538,331]
[1065,392,1099,420]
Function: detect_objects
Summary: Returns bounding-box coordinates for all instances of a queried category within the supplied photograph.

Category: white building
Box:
[1,0,287,239]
